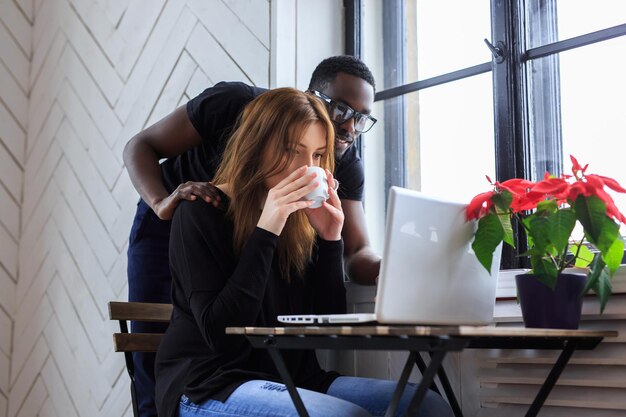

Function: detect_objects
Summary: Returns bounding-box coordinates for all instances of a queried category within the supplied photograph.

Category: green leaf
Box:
[582,254,613,313]
[518,249,538,258]
[573,244,594,268]
[530,255,558,289]
[492,190,513,212]
[574,195,607,245]
[597,215,620,255]
[472,214,504,274]
[528,215,551,253]
[550,209,576,253]
[496,212,515,248]
[603,235,625,275]
[582,254,603,295]
[521,216,534,247]
[596,269,613,313]
[537,199,558,214]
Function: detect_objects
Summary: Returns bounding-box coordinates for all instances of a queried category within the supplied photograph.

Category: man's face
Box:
[320,72,375,159]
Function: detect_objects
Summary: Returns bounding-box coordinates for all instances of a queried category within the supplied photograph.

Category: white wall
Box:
[271,0,343,89]
[0,0,344,416]
[0,0,30,413]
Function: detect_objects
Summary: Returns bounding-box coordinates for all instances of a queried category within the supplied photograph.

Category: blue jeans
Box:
[178,377,454,417]
[127,200,173,417]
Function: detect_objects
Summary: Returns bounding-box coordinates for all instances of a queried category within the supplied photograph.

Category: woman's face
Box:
[264,121,328,190]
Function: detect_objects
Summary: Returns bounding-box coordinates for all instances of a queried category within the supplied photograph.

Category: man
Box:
[123,55,380,417]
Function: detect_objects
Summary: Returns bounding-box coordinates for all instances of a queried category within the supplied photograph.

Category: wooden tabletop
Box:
[225,326,618,339]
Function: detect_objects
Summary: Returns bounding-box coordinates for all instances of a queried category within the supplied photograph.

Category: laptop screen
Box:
[374,187,501,325]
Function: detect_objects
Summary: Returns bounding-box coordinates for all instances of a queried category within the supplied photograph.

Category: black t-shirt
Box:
[155,192,346,417]
[159,81,365,201]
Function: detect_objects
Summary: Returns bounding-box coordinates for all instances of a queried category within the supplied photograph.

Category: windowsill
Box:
[494,266,626,322]
[344,265,626,321]
[496,265,626,299]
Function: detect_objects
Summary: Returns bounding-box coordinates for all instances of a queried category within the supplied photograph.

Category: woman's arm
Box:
[171,168,319,352]
[170,201,278,352]
[304,170,347,314]
[309,238,347,314]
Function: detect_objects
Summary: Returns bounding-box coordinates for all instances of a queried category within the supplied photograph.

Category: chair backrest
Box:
[109,301,173,352]
[108,301,173,417]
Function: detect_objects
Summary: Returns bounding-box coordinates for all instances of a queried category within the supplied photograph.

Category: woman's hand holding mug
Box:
[257,166,316,236]
[304,168,344,241]
[257,166,343,240]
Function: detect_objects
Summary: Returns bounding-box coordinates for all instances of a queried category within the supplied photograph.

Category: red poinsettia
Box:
[466,190,496,220]
[467,156,626,312]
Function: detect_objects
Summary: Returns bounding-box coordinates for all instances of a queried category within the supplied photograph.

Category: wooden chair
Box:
[108,301,173,417]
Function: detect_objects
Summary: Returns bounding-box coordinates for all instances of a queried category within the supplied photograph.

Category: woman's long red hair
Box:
[213,88,335,281]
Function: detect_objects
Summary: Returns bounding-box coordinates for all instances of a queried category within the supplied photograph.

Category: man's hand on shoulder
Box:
[153,181,221,220]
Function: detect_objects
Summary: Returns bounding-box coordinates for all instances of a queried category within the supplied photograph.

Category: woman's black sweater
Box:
[155,192,346,417]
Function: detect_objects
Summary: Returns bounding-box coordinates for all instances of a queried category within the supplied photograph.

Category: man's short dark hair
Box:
[308,55,376,92]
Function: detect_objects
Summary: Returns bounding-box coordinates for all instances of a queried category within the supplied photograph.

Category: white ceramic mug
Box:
[303,166,337,208]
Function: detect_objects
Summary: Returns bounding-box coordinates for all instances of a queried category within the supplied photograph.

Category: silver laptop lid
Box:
[374,187,501,325]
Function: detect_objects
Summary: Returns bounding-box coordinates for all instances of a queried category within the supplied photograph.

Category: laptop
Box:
[278,186,502,326]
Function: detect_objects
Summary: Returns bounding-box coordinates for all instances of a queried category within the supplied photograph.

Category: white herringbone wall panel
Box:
[10,0,270,416]
[1,0,31,415]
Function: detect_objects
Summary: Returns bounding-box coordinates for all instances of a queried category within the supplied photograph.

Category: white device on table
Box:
[278,186,502,325]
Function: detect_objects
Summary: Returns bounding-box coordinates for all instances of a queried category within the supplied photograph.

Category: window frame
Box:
[345,0,626,269]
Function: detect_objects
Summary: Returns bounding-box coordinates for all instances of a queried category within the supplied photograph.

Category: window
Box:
[351,0,626,267]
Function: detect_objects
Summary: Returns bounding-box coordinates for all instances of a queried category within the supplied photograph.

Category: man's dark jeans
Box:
[127,199,172,417]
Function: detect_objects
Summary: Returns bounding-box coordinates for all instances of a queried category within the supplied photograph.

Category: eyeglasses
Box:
[309,90,377,134]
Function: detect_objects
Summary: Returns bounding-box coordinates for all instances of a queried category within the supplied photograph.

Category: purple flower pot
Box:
[515,273,587,329]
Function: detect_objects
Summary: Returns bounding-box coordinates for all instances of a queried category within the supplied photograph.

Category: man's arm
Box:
[341,199,381,286]
[123,106,219,220]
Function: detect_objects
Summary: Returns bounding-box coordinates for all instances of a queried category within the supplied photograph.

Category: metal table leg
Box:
[265,340,310,417]
[404,350,448,417]
[384,352,418,417]
[415,353,440,394]
[524,339,578,417]
[415,351,464,417]
[428,352,464,417]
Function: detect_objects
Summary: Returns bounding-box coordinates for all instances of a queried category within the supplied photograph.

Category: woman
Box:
[155,88,453,417]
